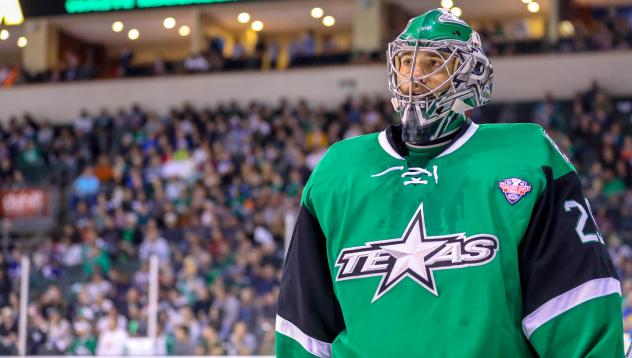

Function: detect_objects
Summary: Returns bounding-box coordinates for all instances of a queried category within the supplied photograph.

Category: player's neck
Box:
[404,114,466,149]
[404,140,449,168]
[385,115,471,162]
[405,138,451,152]
[404,120,463,153]
[407,117,469,167]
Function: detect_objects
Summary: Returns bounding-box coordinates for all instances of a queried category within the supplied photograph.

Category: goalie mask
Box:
[387,9,493,146]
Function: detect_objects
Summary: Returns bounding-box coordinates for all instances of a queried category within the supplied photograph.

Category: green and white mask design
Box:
[387,8,493,146]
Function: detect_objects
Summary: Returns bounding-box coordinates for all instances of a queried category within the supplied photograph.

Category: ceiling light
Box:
[450,6,462,17]
[0,30,9,41]
[237,12,250,24]
[1,0,24,25]
[251,20,263,31]
[17,36,27,48]
[440,0,454,9]
[163,17,176,29]
[521,0,532,3]
[178,25,190,36]
[527,2,540,12]
[128,28,139,40]
[322,15,335,27]
[310,7,324,18]
[112,21,124,32]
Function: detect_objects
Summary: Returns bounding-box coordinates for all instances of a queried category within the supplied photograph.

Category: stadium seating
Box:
[0,80,630,354]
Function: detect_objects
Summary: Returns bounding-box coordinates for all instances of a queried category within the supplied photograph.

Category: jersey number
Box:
[564,199,604,244]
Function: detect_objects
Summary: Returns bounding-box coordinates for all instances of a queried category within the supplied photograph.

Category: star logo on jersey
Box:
[335,203,499,302]
[498,178,532,204]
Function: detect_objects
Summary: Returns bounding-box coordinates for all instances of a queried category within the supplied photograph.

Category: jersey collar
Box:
[378,119,479,161]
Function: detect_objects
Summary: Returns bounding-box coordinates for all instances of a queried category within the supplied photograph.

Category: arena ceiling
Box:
[0,0,624,53]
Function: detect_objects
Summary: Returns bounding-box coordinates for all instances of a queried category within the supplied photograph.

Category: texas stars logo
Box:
[335,203,499,302]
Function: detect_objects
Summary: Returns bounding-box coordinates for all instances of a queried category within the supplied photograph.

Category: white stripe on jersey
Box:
[522,277,621,339]
[275,314,332,357]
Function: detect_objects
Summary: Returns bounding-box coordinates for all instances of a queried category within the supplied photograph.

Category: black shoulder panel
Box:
[519,166,618,317]
[277,205,346,342]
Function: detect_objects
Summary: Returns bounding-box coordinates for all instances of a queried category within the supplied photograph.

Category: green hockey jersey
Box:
[275,121,623,357]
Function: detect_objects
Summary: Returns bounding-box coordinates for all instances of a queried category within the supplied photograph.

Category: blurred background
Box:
[0,0,631,356]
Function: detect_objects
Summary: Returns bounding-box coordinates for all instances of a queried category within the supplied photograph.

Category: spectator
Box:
[232,41,246,60]
[153,323,168,355]
[26,310,48,355]
[300,30,316,57]
[226,320,257,355]
[138,223,170,262]
[0,307,17,355]
[0,268,12,307]
[73,110,93,135]
[36,120,54,149]
[68,319,96,355]
[45,308,72,354]
[173,325,196,355]
[96,316,128,355]
[17,140,43,169]
[197,326,224,354]
[153,56,167,76]
[267,41,279,69]
[323,34,338,55]
[73,166,100,200]
[0,67,9,85]
[119,48,134,77]
[85,270,112,302]
[184,53,210,73]
[94,155,114,183]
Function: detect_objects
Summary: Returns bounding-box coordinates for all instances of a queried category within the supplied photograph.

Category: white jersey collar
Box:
[378,121,479,161]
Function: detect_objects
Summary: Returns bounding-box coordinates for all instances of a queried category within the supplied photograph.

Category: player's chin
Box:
[414,89,430,95]
[399,87,429,96]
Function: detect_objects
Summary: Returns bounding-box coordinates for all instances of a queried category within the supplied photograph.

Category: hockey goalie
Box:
[275,8,623,358]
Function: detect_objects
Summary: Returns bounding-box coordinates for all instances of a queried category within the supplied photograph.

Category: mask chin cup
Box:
[401,104,435,146]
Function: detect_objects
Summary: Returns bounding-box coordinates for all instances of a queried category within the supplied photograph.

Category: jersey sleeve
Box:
[275,174,345,358]
[518,131,623,357]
